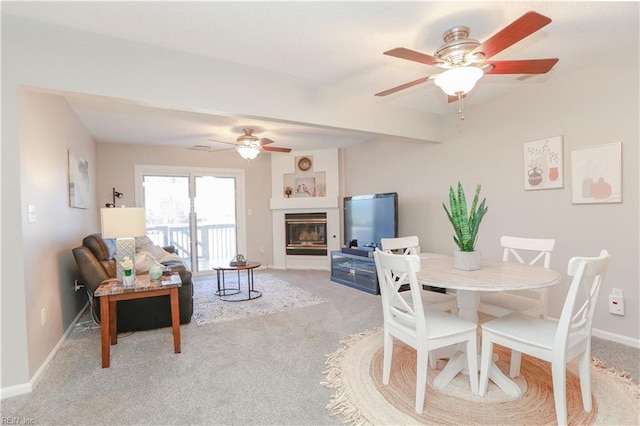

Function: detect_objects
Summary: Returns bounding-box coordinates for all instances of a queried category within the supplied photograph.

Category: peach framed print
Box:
[523,136,564,190]
[571,142,622,204]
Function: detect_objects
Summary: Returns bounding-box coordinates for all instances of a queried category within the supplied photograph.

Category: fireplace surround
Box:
[270,149,340,269]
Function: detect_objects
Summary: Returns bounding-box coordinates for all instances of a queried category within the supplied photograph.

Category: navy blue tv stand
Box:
[330,250,379,295]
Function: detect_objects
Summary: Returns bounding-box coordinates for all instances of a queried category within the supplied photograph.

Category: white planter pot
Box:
[454,250,481,271]
[123,275,135,287]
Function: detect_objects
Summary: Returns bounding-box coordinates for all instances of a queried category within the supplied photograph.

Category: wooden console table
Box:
[94,274,182,368]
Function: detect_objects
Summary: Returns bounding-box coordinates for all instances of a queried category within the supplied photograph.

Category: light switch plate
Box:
[28,204,36,223]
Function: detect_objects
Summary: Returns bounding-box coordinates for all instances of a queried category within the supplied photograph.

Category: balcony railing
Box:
[146,223,236,272]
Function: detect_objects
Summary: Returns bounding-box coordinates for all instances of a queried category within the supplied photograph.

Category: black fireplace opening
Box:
[285,212,328,256]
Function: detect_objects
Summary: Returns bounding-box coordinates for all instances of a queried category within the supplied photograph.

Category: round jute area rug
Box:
[323,328,639,425]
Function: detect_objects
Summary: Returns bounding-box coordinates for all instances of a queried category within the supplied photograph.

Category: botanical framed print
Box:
[68,149,90,209]
[571,142,622,204]
[523,136,564,190]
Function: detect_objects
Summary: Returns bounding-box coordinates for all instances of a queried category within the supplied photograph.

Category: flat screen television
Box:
[343,192,398,249]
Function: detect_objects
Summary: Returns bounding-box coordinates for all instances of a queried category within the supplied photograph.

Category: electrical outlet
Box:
[41,308,46,326]
[259,246,265,255]
[609,290,624,316]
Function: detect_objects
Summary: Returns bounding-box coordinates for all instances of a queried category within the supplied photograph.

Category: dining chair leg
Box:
[382,331,393,385]
[577,350,593,412]
[415,347,428,414]
[466,337,479,395]
[428,352,437,369]
[478,337,493,396]
[509,350,522,378]
[551,360,568,426]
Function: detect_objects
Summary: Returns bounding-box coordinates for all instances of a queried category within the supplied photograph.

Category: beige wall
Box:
[96,143,274,266]
[18,90,96,381]
[343,60,639,343]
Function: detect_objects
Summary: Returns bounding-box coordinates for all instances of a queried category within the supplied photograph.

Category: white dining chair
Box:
[478,250,610,426]
[478,236,556,319]
[373,248,478,414]
[381,236,458,314]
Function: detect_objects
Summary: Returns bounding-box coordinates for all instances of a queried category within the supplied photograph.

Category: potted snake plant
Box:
[442,182,488,270]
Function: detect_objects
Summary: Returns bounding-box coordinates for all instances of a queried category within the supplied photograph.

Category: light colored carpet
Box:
[324,327,640,425]
[192,273,326,326]
[1,269,636,425]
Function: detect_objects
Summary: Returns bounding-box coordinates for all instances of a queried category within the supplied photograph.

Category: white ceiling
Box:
[4,1,638,151]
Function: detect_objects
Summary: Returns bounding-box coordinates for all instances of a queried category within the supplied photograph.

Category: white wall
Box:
[343,59,640,343]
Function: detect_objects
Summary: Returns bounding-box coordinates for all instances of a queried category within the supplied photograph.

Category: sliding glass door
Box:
[194,175,237,271]
[135,166,246,275]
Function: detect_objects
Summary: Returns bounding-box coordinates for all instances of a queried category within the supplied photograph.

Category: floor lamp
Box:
[101,207,147,283]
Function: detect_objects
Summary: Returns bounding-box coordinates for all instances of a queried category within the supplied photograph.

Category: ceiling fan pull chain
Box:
[457,93,465,120]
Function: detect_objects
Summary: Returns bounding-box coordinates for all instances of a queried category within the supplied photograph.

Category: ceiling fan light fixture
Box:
[236,145,260,160]
[434,66,483,96]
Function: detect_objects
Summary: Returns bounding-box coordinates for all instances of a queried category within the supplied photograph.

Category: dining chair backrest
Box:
[478,237,555,320]
[479,249,610,425]
[501,236,556,268]
[373,249,426,343]
[555,249,610,349]
[381,236,420,256]
[381,236,458,317]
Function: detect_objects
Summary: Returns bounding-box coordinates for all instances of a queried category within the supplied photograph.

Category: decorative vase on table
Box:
[443,182,488,271]
[119,256,135,286]
[123,269,135,287]
[149,264,163,281]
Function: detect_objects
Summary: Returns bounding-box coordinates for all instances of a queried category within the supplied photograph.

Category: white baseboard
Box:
[592,327,640,348]
[547,314,640,348]
[1,303,89,400]
[0,382,32,400]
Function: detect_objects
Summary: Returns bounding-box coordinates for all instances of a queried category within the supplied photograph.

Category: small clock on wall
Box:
[297,156,312,172]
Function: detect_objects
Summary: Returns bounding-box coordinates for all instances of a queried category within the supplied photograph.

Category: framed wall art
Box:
[523,136,563,190]
[294,177,316,197]
[68,149,90,209]
[571,142,622,204]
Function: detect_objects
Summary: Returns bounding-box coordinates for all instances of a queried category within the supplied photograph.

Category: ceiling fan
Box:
[208,128,292,160]
[376,11,559,118]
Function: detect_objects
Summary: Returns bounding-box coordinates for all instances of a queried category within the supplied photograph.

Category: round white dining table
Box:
[416,256,562,397]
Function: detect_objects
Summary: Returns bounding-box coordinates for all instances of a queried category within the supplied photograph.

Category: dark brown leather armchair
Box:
[72,234,193,332]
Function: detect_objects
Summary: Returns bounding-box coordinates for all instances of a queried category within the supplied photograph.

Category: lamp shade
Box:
[237,146,260,160]
[101,207,146,238]
[434,66,483,96]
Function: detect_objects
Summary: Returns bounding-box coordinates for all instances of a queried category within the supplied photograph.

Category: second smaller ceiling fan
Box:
[209,128,292,160]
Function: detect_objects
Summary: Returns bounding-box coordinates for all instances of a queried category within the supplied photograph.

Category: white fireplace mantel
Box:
[270,196,339,210]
